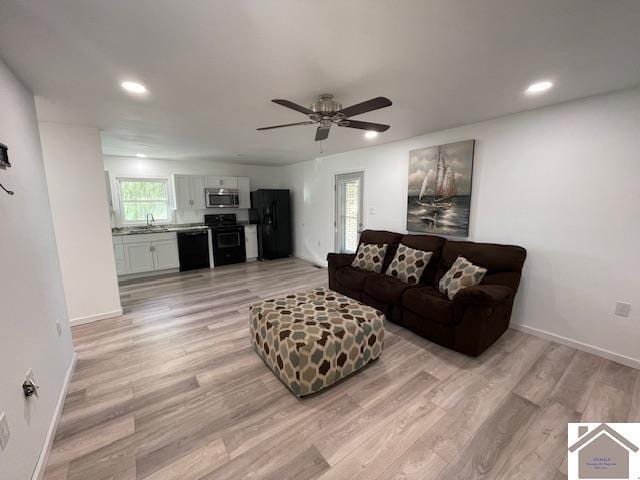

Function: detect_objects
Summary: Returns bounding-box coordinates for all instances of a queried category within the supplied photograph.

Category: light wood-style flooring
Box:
[44,258,640,480]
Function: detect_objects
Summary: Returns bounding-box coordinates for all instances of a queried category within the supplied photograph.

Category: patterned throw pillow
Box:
[351,243,388,273]
[439,256,488,300]
[385,243,433,284]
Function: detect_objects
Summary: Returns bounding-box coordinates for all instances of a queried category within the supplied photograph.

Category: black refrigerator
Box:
[250,189,292,260]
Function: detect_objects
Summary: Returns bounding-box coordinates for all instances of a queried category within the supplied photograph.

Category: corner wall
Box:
[0,59,75,479]
[39,123,122,325]
[285,87,640,366]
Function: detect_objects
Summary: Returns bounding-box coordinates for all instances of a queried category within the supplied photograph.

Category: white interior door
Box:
[335,172,364,254]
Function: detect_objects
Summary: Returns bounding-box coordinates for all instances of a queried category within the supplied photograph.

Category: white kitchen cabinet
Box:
[124,242,156,274]
[174,174,193,210]
[112,236,127,275]
[244,224,258,260]
[205,175,238,189]
[191,175,206,209]
[152,239,180,270]
[174,174,206,210]
[238,177,251,208]
[116,232,180,275]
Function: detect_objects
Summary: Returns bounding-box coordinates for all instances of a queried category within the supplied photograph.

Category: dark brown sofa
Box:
[327,230,526,356]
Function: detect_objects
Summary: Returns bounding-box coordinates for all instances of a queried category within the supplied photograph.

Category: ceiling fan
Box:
[257,94,392,141]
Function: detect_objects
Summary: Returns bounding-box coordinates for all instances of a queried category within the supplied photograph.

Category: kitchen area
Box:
[106,169,291,278]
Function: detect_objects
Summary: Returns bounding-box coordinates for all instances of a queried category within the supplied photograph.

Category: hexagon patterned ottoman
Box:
[250,288,385,397]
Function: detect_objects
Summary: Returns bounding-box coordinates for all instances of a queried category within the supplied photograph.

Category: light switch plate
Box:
[615,302,631,317]
[56,319,62,336]
[0,412,10,450]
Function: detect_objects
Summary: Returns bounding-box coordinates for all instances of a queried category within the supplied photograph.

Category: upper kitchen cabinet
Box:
[174,174,206,210]
[175,174,250,210]
[205,175,238,189]
[238,177,250,208]
[191,175,206,209]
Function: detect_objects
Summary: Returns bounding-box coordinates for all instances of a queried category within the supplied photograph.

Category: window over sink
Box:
[118,178,170,224]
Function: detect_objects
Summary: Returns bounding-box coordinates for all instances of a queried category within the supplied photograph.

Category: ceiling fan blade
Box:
[338,96,392,118]
[257,121,314,131]
[315,126,330,141]
[339,120,390,132]
[272,99,314,115]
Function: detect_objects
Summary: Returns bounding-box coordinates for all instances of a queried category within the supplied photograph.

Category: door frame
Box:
[334,170,365,253]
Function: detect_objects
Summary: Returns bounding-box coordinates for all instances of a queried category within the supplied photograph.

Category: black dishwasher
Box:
[177,230,211,271]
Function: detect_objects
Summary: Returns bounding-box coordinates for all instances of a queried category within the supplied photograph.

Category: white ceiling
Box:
[1,0,639,165]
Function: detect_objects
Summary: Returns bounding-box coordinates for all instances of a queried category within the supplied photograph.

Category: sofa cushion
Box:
[385,243,433,284]
[399,234,446,285]
[334,266,376,292]
[402,286,454,325]
[364,274,415,305]
[439,256,487,300]
[359,230,404,272]
[351,243,388,273]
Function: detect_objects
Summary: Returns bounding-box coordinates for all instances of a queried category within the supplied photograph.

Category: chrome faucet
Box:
[146,213,155,228]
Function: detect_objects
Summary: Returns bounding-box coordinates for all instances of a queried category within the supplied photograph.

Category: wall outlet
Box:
[615,302,631,317]
[369,207,375,215]
[0,413,9,450]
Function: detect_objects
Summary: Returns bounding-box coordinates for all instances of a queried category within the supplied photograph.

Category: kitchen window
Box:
[118,178,170,224]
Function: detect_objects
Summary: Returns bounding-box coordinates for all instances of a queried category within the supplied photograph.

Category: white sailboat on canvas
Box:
[416,146,457,209]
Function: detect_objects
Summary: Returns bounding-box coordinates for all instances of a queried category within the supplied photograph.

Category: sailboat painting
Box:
[407,140,475,236]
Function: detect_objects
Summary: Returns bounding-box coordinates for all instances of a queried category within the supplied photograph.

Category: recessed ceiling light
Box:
[525,81,553,95]
[364,131,378,139]
[135,153,147,158]
[121,81,147,94]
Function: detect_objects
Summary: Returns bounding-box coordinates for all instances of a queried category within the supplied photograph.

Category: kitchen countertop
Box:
[112,225,209,236]
[112,222,258,236]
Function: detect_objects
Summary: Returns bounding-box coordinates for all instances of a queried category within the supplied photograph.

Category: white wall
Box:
[0,60,75,480]
[103,156,287,226]
[285,87,640,367]
[39,123,122,325]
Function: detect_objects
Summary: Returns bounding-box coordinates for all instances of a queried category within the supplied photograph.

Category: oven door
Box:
[211,227,246,266]
[205,189,239,208]
[213,229,242,249]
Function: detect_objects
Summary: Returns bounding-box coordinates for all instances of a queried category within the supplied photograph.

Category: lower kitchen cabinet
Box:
[244,224,258,260]
[151,239,180,270]
[125,242,156,274]
[113,232,180,275]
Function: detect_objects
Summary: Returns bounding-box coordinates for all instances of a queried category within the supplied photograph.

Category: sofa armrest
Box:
[327,252,355,270]
[453,284,514,307]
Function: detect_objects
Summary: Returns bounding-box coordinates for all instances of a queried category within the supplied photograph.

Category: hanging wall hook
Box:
[0,183,14,195]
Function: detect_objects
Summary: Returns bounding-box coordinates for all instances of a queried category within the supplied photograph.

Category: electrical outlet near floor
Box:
[615,302,631,317]
[0,412,10,450]
[56,318,62,336]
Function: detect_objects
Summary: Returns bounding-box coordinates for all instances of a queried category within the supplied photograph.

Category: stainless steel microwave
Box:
[205,188,239,208]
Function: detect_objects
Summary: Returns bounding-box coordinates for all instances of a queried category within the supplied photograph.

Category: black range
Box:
[205,214,246,266]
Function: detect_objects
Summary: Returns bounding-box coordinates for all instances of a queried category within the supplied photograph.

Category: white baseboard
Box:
[31,352,77,480]
[69,308,122,327]
[511,323,640,370]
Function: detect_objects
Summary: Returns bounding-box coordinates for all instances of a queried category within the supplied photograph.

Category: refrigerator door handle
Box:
[272,202,278,229]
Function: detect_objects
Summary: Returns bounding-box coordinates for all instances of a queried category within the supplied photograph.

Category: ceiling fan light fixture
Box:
[258,94,392,142]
